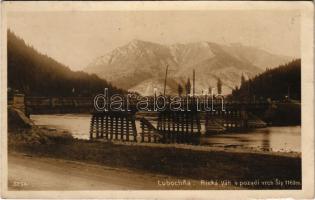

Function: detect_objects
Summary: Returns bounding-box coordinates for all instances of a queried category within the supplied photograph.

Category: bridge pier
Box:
[90,111,137,142]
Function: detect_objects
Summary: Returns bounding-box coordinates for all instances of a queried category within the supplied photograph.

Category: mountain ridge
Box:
[84,39,292,96]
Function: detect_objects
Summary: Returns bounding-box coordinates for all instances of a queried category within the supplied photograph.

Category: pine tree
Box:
[185,78,191,96]
[217,78,222,94]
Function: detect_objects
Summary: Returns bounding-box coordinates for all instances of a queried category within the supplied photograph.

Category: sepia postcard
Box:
[0,1,314,199]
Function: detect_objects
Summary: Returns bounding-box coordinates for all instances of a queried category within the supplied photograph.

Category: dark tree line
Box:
[232,59,301,101]
[7,30,126,97]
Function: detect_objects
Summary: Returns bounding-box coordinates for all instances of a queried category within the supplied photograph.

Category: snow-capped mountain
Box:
[84,39,292,96]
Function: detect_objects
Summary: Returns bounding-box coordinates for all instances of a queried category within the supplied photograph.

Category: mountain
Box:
[84,39,292,96]
[7,30,126,97]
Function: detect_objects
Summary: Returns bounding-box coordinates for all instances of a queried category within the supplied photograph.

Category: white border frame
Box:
[1,1,314,199]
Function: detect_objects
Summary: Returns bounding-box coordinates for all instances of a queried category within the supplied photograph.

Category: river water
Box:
[31,114,301,153]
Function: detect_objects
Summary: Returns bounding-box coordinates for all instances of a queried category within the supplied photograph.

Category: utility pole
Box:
[193,69,195,97]
[163,64,168,96]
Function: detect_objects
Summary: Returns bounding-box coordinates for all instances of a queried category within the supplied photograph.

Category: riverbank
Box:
[8,126,301,189]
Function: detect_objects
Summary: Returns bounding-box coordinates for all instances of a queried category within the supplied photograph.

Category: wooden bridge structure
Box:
[23,97,94,114]
[89,104,267,144]
[139,110,201,144]
[90,110,202,144]
[90,111,137,142]
[157,110,201,143]
[205,109,248,134]
[12,94,270,144]
[21,96,270,115]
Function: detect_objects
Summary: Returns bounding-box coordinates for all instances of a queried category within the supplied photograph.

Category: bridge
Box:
[20,95,270,114]
[10,94,270,144]
[89,106,268,144]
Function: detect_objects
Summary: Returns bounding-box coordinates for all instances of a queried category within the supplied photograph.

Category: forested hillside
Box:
[232,59,301,101]
[7,30,125,97]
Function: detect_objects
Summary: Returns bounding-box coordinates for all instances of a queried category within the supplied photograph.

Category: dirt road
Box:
[8,153,232,190]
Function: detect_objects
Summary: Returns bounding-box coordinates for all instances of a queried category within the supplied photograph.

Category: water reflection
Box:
[261,128,270,151]
[199,127,300,152]
[31,114,301,153]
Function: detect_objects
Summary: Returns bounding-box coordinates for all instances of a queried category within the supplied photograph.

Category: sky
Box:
[7,10,300,71]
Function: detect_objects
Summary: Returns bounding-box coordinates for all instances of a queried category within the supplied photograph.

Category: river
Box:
[30,114,301,153]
